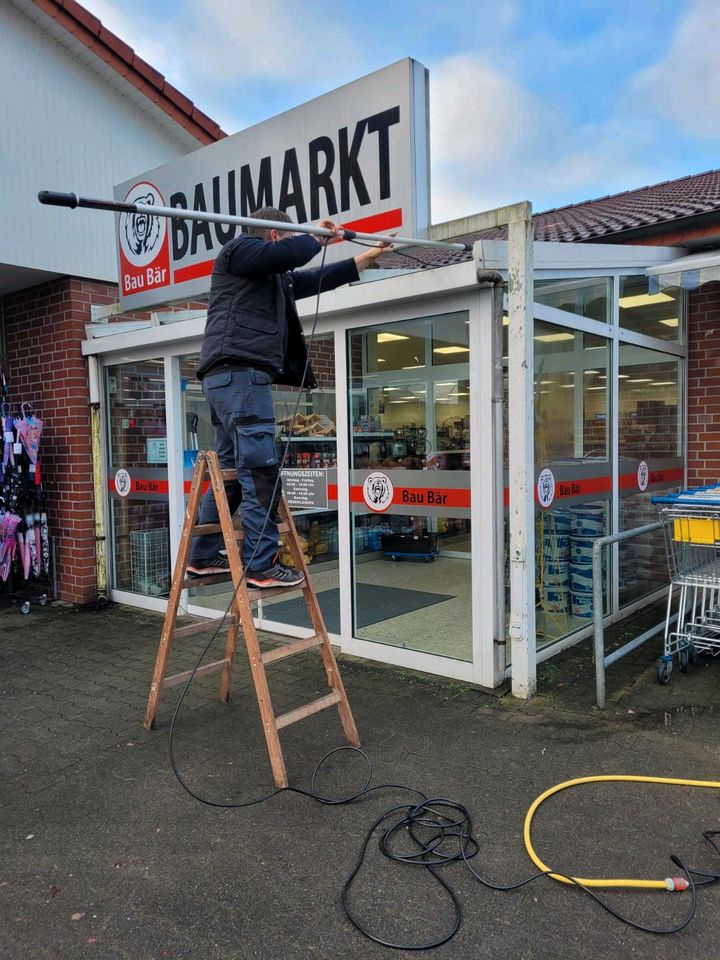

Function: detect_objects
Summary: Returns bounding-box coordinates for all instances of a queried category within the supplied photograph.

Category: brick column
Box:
[2,277,119,604]
[687,281,720,486]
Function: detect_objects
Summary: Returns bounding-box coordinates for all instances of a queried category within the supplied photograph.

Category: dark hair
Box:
[247,207,293,240]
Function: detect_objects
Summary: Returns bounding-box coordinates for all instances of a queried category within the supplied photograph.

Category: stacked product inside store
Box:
[541,510,572,616]
[569,503,606,618]
[0,390,52,606]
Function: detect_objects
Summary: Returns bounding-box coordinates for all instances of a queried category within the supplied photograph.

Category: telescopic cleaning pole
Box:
[37,191,472,252]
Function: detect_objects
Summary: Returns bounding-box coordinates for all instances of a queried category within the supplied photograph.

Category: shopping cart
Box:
[654,485,720,684]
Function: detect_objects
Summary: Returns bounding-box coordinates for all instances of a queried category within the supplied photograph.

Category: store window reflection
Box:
[619,276,683,342]
[106,360,169,597]
[348,312,472,662]
[619,346,683,605]
[535,277,610,324]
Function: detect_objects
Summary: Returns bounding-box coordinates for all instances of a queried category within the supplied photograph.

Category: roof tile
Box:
[98,25,133,63]
[58,0,100,34]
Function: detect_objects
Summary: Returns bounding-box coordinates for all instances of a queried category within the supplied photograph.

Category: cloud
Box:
[427,53,670,222]
[182,0,360,84]
[630,0,720,137]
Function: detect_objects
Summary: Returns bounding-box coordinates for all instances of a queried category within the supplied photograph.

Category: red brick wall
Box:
[687,282,720,485]
[2,276,119,604]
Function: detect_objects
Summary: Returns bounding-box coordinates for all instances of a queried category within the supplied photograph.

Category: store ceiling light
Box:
[652,381,676,386]
[618,292,674,309]
[383,386,401,391]
[561,384,575,389]
[534,333,574,342]
[402,364,426,369]
[584,370,600,375]
[659,318,679,327]
[587,386,605,391]
[433,346,470,354]
[540,380,555,385]
[377,332,409,342]
[627,378,653,383]
[389,399,411,403]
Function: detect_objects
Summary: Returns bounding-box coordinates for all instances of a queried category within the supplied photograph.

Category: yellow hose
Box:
[524,774,720,889]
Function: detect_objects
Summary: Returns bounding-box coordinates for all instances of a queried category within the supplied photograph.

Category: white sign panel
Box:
[114,59,430,309]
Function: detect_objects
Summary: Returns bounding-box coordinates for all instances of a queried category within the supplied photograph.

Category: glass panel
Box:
[348,312,472,662]
[106,359,170,597]
[262,334,340,633]
[503,319,611,651]
[180,337,341,632]
[618,345,683,605]
[619,275,683,342]
[535,277,611,323]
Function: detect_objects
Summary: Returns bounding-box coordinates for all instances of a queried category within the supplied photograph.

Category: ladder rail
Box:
[143,449,360,787]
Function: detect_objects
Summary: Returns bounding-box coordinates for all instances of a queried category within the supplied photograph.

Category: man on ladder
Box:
[187,207,390,587]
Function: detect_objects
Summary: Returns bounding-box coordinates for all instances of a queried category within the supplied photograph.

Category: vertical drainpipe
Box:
[476,266,507,680]
[507,207,536,698]
[88,355,108,609]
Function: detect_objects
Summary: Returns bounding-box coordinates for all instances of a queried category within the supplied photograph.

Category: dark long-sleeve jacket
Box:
[196,233,359,386]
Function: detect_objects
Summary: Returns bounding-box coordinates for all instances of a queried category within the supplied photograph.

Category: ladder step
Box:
[275,691,342,730]
[261,634,323,665]
[181,575,305,599]
[172,617,236,640]
[164,658,231,688]
[192,520,290,537]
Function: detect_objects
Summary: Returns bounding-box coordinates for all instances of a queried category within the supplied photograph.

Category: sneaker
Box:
[247,563,305,590]
[187,555,231,577]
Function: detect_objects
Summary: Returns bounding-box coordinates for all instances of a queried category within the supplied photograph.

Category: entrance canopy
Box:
[647,249,720,292]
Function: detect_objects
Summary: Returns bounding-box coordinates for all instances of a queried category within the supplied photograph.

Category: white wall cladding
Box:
[1,1,205,284]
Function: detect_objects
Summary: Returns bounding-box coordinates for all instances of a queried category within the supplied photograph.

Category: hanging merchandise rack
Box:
[0,398,54,613]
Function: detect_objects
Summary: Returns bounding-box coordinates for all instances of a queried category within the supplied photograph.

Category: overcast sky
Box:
[81,0,720,222]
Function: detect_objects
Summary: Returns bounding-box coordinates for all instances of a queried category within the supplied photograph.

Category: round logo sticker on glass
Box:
[637,460,649,492]
[537,468,556,509]
[363,472,394,512]
[114,468,132,497]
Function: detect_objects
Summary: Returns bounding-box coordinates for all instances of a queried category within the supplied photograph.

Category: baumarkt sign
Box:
[114,59,430,310]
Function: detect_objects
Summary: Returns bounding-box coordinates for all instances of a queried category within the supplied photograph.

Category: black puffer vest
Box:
[197,234,317,387]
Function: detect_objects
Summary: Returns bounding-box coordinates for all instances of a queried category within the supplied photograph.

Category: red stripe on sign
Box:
[342,208,403,235]
[328,484,338,501]
[350,486,470,509]
[108,477,169,495]
[183,480,211,494]
[174,259,214,284]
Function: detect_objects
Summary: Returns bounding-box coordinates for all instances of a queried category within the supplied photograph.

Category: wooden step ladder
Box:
[144,449,359,787]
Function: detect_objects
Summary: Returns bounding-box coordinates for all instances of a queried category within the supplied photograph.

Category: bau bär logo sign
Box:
[363,472,394,512]
[118,181,171,298]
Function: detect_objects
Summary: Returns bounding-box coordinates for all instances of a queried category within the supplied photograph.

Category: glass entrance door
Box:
[346,311,476,665]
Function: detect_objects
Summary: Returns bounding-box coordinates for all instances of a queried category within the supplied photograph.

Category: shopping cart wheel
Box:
[688,644,697,666]
[679,649,689,673]
[38,594,47,607]
[657,660,672,685]
[20,601,31,615]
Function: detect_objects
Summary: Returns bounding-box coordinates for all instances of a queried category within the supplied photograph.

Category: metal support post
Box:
[507,206,535,699]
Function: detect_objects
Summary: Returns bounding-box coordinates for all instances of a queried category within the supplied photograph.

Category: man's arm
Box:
[227,234,321,276]
[292,241,391,300]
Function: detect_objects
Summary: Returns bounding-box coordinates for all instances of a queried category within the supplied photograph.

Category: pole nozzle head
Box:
[38,191,78,209]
